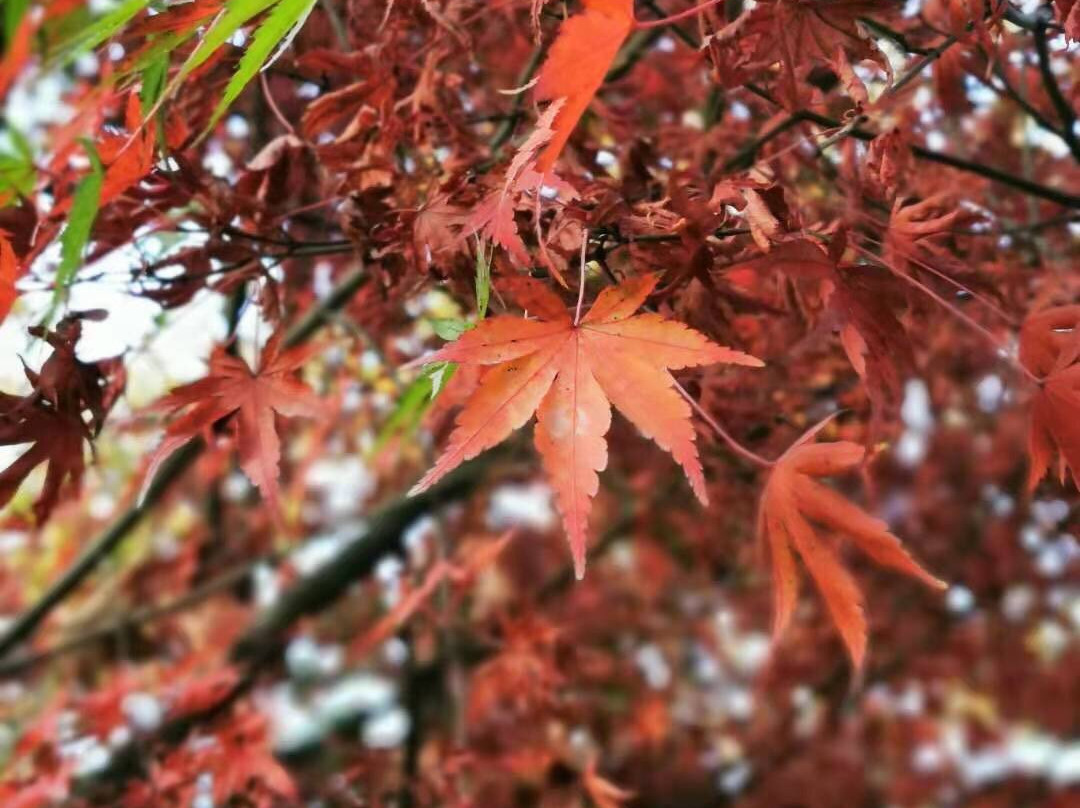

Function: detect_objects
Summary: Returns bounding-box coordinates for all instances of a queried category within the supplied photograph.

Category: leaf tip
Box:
[848,643,867,674]
[573,547,587,581]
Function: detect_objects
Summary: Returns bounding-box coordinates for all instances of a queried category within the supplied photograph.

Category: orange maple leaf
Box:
[409,273,761,577]
[98,94,155,209]
[49,94,156,221]
[759,423,945,669]
[1019,305,1080,489]
[533,0,635,174]
[0,7,39,101]
[143,333,324,513]
[0,232,17,325]
[532,0,726,172]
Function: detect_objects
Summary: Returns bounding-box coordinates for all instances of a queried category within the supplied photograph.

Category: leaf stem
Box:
[858,228,1019,327]
[635,0,725,30]
[260,72,296,135]
[574,228,588,325]
[850,242,1042,387]
[673,380,774,468]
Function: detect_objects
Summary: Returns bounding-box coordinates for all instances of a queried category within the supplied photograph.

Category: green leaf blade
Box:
[180,0,277,79]
[55,142,104,302]
[475,245,491,319]
[202,0,317,133]
[49,0,150,66]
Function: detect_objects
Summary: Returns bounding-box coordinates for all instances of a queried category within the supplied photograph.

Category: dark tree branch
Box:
[982,60,1064,137]
[857,17,932,55]
[641,0,702,47]
[606,25,670,83]
[57,454,503,799]
[0,440,204,662]
[882,33,959,98]
[608,0,713,83]
[1033,5,1080,162]
[230,455,499,663]
[0,559,265,678]
[1004,2,1064,33]
[722,114,809,171]
[87,668,259,793]
[906,138,1080,208]
[726,100,1080,209]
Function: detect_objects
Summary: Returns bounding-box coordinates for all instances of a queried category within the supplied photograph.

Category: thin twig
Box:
[855,223,1019,326]
[488,45,545,154]
[971,212,1080,235]
[882,33,958,98]
[1003,4,1064,33]
[723,114,808,171]
[607,0,700,83]
[230,457,497,662]
[857,17,931,55]
[0,560,266,678]
[978,57,1064,137]
[730,102,1080,209]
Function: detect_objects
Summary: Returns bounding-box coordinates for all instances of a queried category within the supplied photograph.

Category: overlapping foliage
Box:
[0,1,1077,806]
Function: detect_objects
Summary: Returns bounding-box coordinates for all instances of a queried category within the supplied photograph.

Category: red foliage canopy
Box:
[0,1,1077,807]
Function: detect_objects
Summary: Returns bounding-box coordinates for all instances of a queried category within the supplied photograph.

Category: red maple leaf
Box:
[466,98,569,267]
[0,314,124,522]
[143,333,324,513]
[0,402,87,524]
[1020,305,1080,489]
[0,6,39,101]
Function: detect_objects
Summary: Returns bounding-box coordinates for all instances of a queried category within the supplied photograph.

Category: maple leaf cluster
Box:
[0,313,124,523]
